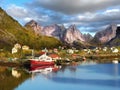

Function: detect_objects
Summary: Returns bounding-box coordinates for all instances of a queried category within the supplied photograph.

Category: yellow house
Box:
[22,45,29,50]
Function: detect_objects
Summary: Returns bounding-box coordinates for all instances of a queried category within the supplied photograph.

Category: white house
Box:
[87,49,91,54]
[103,47,107,52]
[12,47,18,54]
[67,49,74,54]
[14,43,21,49]
[112,48,119,53]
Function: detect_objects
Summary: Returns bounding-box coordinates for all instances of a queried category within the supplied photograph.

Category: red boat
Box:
[29,65,60,73]
[29,53,54,67]
[30,60,54,66]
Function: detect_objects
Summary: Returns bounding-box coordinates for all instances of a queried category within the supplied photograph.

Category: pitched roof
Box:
[49,54,60,58]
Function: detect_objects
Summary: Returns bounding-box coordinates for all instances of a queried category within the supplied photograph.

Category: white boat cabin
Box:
[37,53,53,62]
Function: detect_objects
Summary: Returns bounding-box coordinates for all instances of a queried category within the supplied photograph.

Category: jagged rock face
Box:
[59,25,67,41]
[25,21,66,40]
[25,20,43,34]
[42,24,64,40]
[106,26,120,46]
[25,20,88,45]
[94,24,117,44]
[64,25,85,44]
[83,33,93,42]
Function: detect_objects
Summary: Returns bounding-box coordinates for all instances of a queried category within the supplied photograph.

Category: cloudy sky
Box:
[0,0,120,35]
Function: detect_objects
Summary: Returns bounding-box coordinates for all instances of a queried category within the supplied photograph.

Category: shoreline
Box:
[0,56,120,67]
[0,61,23,67]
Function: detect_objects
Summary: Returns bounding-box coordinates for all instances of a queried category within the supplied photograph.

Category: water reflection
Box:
[46,63,120,89]
[0,61,120,90]
[12,68,21,78]
[27,65,61,74]
[51,77,120,88]
[0,66,30,90]
[77,63,120,76]
[25,65,61,80]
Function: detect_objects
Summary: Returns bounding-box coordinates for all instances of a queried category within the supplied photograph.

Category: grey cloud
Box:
[5,0,120,35]
[6,5,29,18]
[6,4,50,25]
[28,0,120,34]
[29,0,120,15]
[39,9,120,34]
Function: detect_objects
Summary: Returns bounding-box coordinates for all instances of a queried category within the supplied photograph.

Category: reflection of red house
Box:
[49,54,61,60]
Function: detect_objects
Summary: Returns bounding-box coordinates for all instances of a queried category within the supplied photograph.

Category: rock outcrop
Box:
[25,21,86,44]
[63,25,85,44]
[25,20,43,34]
[83,33,93,42]
[42,24,63,40]
[106,26,120,46]
[93,24,117,44]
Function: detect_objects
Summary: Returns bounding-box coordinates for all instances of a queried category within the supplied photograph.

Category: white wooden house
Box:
[14,43,21,49]
[112,48,119,53]
[12,47,18,54]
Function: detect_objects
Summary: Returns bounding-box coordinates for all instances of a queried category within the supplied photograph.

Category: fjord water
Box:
[0,62,120,90]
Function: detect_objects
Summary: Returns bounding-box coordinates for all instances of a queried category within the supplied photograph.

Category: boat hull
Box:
[30,59,54,67]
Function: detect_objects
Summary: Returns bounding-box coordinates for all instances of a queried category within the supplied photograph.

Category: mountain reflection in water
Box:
[0,61,120,90]
[51,77,120,87]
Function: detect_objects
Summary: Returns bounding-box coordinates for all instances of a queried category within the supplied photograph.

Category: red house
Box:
[49,54,61,60]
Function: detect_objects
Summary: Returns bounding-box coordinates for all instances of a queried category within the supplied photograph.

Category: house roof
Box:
[40,52,46,55]
[49,54,60,58]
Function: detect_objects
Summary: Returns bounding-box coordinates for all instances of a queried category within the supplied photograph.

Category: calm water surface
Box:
[0,62,120,90]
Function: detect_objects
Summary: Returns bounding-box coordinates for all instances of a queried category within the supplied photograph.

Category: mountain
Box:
[42,24,63,40]
[2,6,120,50]
[83,33,93,42]
[0,7,62,50]
[106,26,120,46]
[25,21,67,40]
[25,20,87,47]
[0,7,27,49]
[63,25,85,44]
[25,20,43,35]
[92,24,117,45]
[0,29,16,49]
